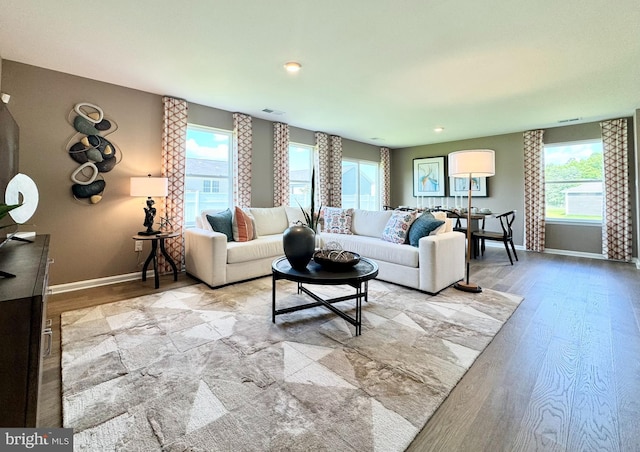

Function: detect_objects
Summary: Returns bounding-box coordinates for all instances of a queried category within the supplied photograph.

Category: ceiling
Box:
[1,0,639,148]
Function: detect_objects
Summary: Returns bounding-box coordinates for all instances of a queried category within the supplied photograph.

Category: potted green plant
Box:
[0,203,21,230]
[298,167,321,232]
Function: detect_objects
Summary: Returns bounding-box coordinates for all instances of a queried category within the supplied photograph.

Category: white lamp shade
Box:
[448,149,495,177]
[130,176,168,197]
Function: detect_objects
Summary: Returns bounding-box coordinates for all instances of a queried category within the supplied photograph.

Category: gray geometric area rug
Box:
[61,277,523,451]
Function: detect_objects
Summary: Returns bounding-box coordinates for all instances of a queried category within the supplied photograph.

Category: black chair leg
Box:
[503,241,514,265]
[510,240,518,261]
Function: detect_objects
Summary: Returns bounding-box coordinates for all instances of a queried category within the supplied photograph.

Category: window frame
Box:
[288,142,315,208]
[341,158,381,211]
[183,124,233,228]
[543,139,603,225]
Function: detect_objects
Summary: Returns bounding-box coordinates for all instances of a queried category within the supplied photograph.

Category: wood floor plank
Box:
[37,250,640,452]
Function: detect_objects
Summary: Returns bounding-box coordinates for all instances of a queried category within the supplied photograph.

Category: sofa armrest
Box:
[184,228,228,287]
[418,231,466,293]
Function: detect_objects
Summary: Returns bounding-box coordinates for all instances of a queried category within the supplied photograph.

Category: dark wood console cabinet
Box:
[0,235,51,427]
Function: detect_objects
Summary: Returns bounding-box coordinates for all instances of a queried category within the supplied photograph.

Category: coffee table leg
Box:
[272,273,276,323]
[356,284,362,336]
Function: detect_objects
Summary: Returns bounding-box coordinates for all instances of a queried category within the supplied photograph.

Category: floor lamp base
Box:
[454,281,482,293]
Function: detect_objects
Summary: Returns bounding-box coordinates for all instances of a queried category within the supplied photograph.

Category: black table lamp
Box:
[448,149,495,293]
[130,174,168,235]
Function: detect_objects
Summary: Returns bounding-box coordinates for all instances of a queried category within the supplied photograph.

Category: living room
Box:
[1,1,640,450]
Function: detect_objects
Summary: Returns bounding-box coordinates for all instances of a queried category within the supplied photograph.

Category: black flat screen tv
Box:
[0,101,19,199]
[0,101,20,248]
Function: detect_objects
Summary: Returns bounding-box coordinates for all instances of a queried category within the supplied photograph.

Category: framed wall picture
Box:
[413,156,446,197]
[448,176,488,197]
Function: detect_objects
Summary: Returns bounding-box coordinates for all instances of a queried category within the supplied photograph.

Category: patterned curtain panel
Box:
[273,122,290,206]
[315,132,331,207]
[160,96,188,272]
[330,136,343,207]
[233,113,252,207]
[523,129,545,252]
[601,118,632,261]
[380,147,391,208]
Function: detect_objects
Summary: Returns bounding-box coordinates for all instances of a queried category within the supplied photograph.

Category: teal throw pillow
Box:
[408,212,445,247]
[206,209,233,242]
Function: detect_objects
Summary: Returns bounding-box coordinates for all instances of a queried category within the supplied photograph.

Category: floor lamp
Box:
[448,149,495,293]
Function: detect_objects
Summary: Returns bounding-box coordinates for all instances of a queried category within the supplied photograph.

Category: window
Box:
[341,159,380,210]
[544,140,603,223]
[184,125,233,228]
[202,179,220,193]
[289,143,314,208]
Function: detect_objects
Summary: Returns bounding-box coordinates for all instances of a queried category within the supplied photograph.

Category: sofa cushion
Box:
[352,209,393,237]
[226,234,284,264]
[232,207,255,242]
[206,209,233,242]
[249,206,289,236]
[285,206,308,226]
[381,210,418,244]
[322,233,419,268]
[323,207,354,234]
[408,213,445,247]
[432,211,453,233]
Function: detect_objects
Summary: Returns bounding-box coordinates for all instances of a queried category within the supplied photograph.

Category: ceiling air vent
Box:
[558,117,581,123]
[262,108,285,115]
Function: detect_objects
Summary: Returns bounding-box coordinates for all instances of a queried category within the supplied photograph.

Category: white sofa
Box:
[184,206,466,294]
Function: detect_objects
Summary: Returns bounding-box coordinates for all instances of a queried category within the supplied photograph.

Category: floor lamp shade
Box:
[130,175,168,235]
[447,149,495,293]
[448,149,495,178]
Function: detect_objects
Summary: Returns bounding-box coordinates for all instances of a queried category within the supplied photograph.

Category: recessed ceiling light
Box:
[284,61,302,73]
[434,126,444,133]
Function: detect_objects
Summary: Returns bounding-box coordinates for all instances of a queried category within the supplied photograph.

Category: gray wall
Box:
[391,121,637,256]
[391,133,526,246]
[2,61,381,285]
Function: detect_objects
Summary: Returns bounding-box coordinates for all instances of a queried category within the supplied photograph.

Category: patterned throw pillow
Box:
[206,209,233,242]
[232,207,255,242]
[323,207,354,234]
[408,212,445,247]
[381,210,418,244]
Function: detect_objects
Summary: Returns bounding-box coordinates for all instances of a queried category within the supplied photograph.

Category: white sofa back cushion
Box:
[249,206,289,236]
[284,206,308,226]
[197,209,220,231]
[351,209,393,238]
[431,211,453,234]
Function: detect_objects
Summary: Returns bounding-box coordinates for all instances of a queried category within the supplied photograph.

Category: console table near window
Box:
[132,232,179,289]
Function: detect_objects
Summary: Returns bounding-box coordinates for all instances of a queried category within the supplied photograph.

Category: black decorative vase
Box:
[283,223,316,270]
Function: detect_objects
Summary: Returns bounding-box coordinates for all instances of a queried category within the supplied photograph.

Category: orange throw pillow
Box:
[232,207,255,242]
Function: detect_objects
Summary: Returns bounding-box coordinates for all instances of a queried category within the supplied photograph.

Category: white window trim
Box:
[342,157,381,211]
[288,142,315,208]
[543,138,603,225]
[184,124,233,227]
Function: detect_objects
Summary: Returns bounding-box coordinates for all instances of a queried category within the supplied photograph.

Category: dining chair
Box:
[472,210,518,264]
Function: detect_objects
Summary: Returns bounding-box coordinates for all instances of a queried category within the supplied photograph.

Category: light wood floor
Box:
[38,249,640,451]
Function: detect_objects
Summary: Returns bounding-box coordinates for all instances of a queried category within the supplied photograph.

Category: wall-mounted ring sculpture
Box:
[5,173,39,224]
[66,102,122,204]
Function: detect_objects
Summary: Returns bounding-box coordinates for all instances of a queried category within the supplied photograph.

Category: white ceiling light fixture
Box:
[284,61,302,73]
[434,126,445,133]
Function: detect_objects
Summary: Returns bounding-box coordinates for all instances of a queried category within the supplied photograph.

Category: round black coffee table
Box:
[271,256,378,336]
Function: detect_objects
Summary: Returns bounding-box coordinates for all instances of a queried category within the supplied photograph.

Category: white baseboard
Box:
[50,270,157,294]
[542,248,607,260]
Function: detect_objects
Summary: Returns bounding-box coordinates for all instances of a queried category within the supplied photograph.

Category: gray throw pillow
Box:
[206,209,233,242]
[408,212,445,247]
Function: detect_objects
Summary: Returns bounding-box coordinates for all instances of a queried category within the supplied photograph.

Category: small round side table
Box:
[132,231,179,289]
